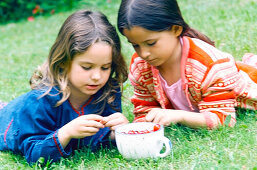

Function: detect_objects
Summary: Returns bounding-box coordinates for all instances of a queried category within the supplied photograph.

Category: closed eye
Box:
[147,41,156,46]
[81,66,91,70]
[101,64,111,71]
[101,66,111,71]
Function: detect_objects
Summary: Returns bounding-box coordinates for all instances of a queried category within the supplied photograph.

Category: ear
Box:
[171,25,183,37]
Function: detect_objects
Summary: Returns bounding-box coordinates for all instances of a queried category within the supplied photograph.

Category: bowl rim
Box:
[115,122,163,135]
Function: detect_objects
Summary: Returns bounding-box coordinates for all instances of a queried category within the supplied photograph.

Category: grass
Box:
[0,0,256,169]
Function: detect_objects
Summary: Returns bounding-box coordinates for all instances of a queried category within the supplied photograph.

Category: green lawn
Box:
[0,0,256,169]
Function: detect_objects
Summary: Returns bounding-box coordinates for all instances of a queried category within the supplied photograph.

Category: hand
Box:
[58,114,105,148]
[145,108,183,126]
[103,112,129,131]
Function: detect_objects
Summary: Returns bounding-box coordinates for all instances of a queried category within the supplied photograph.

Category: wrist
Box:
[176,110,187,124]
[58,126,72,146]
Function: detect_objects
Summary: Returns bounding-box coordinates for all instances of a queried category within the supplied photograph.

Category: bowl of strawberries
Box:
[115,122,172,159]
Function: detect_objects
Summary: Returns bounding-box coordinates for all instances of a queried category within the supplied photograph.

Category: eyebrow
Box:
[127,39,156,44]
[80,61,112,65]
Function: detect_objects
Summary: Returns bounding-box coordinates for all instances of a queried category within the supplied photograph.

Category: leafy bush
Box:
[0,0,75,23]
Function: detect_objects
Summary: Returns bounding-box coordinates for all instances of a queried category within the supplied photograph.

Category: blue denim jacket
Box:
[0,86,121,163]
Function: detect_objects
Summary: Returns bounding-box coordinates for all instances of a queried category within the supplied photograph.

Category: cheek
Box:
[68,67,85,82]
[67,70,72,81]
[106,70,111,78]
[67,71,78,83]
[103,70,111,81]
[135,49,142,56]
[157,43,172,55]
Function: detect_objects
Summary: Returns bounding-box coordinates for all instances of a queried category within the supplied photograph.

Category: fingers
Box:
[85,119,105,129]
[104,112,129,130]
[84,114,104,122]
[145,109,158,122]
[80,126,100,134]
[78,115,105,128]
[146,109,179,126]
[74,127,101,138]
[145,108,168,125]
[80,113,129,131]
[64,118,104,139]
[105,119,126,130]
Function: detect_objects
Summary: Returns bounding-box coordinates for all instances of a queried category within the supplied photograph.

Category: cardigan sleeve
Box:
[129,54,164,122]
[198,56,240,127]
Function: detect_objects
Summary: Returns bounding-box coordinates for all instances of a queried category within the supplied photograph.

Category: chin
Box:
[85,91,98,96]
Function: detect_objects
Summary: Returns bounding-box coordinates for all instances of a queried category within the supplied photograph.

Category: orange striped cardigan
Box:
[129,36,257,128]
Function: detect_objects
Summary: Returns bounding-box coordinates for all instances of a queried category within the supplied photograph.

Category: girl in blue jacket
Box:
[0,10,128,164]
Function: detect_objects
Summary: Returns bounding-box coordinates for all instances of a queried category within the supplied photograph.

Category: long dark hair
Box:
[118,0,214,46]
[30,10,128,106]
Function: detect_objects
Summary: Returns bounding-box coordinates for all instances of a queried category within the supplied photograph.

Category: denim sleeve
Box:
[15,93,72,164]
[22,130,72,164]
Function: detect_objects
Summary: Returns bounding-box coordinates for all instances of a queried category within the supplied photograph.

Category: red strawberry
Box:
[153,124,161,131]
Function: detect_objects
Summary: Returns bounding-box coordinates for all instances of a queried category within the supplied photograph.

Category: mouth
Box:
[86,84,100,90]
[146,58,156,63]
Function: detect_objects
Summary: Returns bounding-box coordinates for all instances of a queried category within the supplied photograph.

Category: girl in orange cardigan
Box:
[117,0,257,129]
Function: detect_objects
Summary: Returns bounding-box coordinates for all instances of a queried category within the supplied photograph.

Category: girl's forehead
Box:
[124,26,154,36]
[74,42,112,64]
[123,27,161,43]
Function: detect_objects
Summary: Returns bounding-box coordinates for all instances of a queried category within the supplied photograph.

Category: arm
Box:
[18,98,70,163]
[145,108,220,129]
[146,57,240,129]
[129,56,167,122]
[19,93,104,163]
[58,86,127,150]
[197,56,239,128]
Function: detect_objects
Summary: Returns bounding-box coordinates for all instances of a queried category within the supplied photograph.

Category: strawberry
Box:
[153,124,161,131]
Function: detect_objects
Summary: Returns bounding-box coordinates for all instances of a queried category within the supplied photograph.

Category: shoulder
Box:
[183,37,237,89]
[28,87,62,107]
[185,37,234,68]
[5,87,62,111]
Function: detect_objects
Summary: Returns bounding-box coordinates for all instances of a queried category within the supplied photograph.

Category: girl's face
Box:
[68,42,112,100]
[123,26,182,68]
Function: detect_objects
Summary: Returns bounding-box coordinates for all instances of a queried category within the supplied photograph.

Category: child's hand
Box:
[145,108,183,126]
[66,114,105,138]
[103,112,129,131]
[58,114,105,148]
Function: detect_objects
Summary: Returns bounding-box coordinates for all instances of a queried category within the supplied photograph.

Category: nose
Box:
[91,69,101,81]
[138,47,150,60]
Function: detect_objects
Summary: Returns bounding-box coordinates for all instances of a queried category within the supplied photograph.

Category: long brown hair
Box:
[118,0,214,46]
[30,10,128,106]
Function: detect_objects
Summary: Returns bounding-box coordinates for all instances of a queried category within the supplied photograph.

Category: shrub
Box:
[0,0,75,23]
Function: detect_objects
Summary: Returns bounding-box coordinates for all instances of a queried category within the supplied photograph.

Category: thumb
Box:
[145,109,157,122]
[101,116,110,125]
